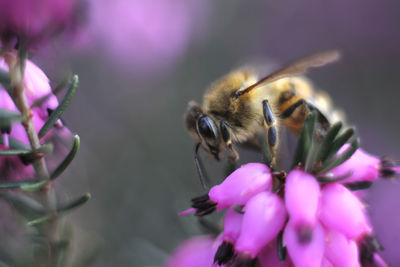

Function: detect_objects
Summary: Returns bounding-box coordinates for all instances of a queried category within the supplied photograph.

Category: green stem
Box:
[10,45,58,267]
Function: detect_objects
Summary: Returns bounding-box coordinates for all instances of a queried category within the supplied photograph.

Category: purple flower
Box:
[257,241,293,267]
[0,0,78,44]
[235,192,286,258]
[285,169,320,227]
[284,220,325,267]
[209,163,273,210]
[164,236,216,267]
[175,154,390,266]
[324,230,360,267]
[86,0,209,76]
[328,145,400,184]
[319,183,372,240]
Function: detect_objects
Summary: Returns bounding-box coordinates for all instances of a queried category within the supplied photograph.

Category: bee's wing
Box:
[235,50,340,97]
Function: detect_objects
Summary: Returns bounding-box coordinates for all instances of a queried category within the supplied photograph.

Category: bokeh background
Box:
[32,0,400,265]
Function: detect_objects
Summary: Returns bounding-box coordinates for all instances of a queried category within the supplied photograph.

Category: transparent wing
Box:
[234,50,340,97]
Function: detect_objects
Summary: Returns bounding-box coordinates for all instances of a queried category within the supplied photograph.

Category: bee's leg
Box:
[262,100,279,165]
[194,143,210,190]
[220,120,239,162]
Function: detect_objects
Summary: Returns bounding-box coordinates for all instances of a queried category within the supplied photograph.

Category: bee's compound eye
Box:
[196,115,218,141]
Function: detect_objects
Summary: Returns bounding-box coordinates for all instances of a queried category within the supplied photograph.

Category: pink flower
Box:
[324,230,360,267]
[257,241,293,267]
[235,192,286,258]
[319,183,372,240]
[284,221,325,267]
[0,0,78,44]
[328,145,399,184]
[87,0,209,76]
[285,169,320,227]
[164,236,215,267]
[208,163,273,210]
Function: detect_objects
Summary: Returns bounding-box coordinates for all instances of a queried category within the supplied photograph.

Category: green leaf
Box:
[51,135,80,180]
[27,214,53,226]
[6,136,31,150]
[291,111,317,168]
[316,138,360,174]
[57,193,91,213]
[38,75,78,138]
[31,72,72,108]
[346,181,373,191]
[0,109,23,129]
[322,128,355,164]
[0,149,31,156]
[20,181,47,192]
[316,122,343,162]
[0,143,53,157]
[0,179,39,189]
[0,192,44,217]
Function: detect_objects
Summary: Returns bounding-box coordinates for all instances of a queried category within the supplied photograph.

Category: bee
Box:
[185,51,344,180]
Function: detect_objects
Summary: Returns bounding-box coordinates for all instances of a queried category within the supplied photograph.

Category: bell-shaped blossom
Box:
[328,145,399,183]
[222,208,243,243]
[208,163,272,210]
[214,208,243,265]
[284,221,325,267]
[257,241,293,267]
[285,169,320,227]
[324,230,360,267]
[319,183,372,240]
[0,0,78,44]
[164,236,215,267]
[235,192,286,258]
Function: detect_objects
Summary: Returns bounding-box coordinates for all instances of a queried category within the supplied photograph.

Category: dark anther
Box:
[214,241,235,265]
[191,194,209,203]
[359,235,384,264]
[191,194,217,216]
[232,254,258,267]
[296,225,313,244]
[380,156,397,178]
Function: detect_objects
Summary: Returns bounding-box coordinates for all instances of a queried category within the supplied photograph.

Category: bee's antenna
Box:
[194,143,210,190]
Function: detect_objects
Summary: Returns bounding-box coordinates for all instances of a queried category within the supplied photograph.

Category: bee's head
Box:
[185,101,223,160]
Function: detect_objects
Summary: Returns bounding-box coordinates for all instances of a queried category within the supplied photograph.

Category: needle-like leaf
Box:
[38,75,78,138]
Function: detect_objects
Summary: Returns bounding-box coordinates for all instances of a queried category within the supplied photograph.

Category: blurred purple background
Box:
[27,0,400,265]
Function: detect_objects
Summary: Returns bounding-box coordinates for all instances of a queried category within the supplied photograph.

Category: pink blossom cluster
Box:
[166,147,399,267]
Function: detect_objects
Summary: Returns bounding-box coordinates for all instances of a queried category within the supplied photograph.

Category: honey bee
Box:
[185,51,344,174]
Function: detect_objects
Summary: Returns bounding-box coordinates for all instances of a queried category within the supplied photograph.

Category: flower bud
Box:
[209,163,272,210]
[320,183,372,240]
[284,220,325,267]
[324,230,360,267]
[164,236,215,267]
[285,169,320,227]
[235,192,286,258]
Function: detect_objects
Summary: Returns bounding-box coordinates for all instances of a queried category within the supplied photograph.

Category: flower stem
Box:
[10,45,58,266]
